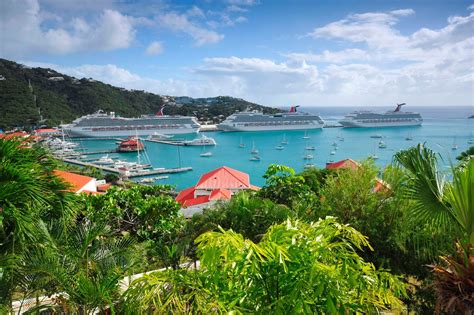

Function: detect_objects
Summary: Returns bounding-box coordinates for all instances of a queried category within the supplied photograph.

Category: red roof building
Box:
[325,159,360,170]
[34,128,61,137]
[176,166,259,217]
[325,158,390,193]
[53,170,101,194]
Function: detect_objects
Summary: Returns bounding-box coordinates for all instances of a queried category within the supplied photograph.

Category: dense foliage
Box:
[0,58,278,129]
[1,139,471,313]
[124,218,406,313]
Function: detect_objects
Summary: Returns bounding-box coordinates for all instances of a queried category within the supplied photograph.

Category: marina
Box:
[61,158,192,178]
[37,106,473,190]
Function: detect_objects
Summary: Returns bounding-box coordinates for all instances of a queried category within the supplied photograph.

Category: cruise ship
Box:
[62,109,200,137]
[218,106,325,132]
[338,103,422,128]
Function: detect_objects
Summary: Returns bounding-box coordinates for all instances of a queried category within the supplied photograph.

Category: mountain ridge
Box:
[0,59,278,129]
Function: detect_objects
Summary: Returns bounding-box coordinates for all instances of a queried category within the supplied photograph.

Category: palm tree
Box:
[394,144,474,313]
[0,138,75,307]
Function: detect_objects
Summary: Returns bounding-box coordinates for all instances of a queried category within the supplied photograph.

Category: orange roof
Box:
[326,159,360,170]
[176,186,196,204]
[182,195,210,207]
[53,170,95,193]
[97,183,112,192]
[35,128,60,133]
[196,166,251,190]
[209,188,232,201]
[374,179,390,193]
[0,131,29,139]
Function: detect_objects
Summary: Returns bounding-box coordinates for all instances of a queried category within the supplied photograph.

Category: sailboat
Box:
[251,141,259,155]
[302,130,310,139]
[238,137,245,148]
[405,134,413,141]
[281,134,289,145]
[452,137,458,150]
[378,140,387,149]
[249,156,261,162]
[200,144,213,157]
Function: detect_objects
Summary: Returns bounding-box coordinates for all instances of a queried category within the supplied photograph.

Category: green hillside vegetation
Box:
[0,59,278,129]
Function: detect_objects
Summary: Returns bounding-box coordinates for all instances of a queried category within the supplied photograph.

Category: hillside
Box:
[0,59,278,129]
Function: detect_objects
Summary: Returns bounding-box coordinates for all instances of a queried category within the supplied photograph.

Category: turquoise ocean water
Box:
[75,106,473,190]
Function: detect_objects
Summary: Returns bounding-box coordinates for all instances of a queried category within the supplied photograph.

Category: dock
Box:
[145,139,187,146]
[62,158,192,177]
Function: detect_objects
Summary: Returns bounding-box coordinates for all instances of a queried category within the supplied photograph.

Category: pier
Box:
[145,139,187,146]
[62,158,192,178]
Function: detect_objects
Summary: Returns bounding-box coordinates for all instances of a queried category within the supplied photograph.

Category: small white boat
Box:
[239,137,245,148]
[370,134,383,139]
[302,130,310,139]
[468,139,474,144]
[330,151,336,155]
[249,155,261,161]
[200,152,213,157]
[378,140,387,149]
[304,163,315,169]
[305,146,316,151]
[251,141,259,154]
[303,154,314,160]
[275,145,284,150]
[281,134,289,145]
[332,141,338,147]
[370,154,379,160]
[184,135,217,146]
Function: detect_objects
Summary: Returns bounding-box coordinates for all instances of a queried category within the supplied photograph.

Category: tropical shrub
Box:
[123,217,406,313]
[395,144,474,313]
[189,191,290,242]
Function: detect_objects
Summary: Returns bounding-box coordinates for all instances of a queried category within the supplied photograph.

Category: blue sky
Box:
[1,0,473,106]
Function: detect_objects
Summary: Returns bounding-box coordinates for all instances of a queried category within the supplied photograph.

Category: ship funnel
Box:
[156,106,165,116]
[394,103,406,112]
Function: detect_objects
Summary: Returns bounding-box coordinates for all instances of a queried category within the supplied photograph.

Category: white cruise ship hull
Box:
[219,123,324,132]
[338,120,422,128]
[65,126,199,138]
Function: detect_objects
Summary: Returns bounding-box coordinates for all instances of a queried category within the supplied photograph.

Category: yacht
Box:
[249,155,261,161]
[339,104,422,128]
[370,134,383,139]
[275,145,284,150]
[183,135,217,146]
[305,146,316,151]
[219,106,325,132]
[95,155,115,165]
[200,152,213,157]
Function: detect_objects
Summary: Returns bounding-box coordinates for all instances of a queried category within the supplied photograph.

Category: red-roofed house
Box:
[325,159,360,170]
[34,128,61,137]
[325,158,390,193]
[0,131,30,140]
[53,170,100,194]
[176,166,259,217]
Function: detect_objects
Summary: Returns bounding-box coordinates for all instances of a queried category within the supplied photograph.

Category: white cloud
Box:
[0,0,135,58]
[286,49,369,64]
[308,9,413,49]
[145,41,164,55]
[158,12,224,46]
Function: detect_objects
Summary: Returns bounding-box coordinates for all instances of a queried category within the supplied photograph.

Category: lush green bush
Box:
[124,218,406,313]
